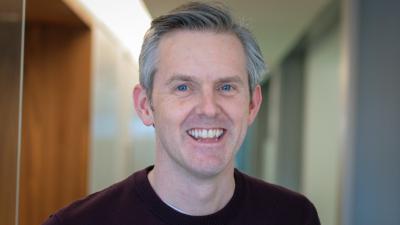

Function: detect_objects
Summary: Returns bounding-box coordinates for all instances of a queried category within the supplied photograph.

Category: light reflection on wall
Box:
[73,0,155,193]
[76,0,151,62]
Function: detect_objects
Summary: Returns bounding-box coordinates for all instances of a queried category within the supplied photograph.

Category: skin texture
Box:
[134,30,262,215]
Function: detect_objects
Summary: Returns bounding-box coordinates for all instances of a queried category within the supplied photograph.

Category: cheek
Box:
[225,98,250,120]
[153,97,193,124]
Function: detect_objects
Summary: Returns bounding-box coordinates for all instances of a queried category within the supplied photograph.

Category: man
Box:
[43,2,320,225]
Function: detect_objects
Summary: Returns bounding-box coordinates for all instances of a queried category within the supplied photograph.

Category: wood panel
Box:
[20,23,91,225]
[26,0,85,26]
[0,19,23,225]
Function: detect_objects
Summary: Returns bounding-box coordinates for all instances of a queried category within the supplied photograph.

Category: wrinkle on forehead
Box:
[159,30,246,66]
[157,31,247,79]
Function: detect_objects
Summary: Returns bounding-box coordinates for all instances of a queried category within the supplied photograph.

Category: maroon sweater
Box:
[43,166,320,225]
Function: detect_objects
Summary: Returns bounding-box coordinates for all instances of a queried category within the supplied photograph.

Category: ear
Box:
[133,84,154,126]
[247,85,262,125]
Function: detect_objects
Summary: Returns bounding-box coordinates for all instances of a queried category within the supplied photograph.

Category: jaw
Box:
[152,126,238,180]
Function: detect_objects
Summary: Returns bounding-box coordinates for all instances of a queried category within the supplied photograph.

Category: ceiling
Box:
[142,0,331,71]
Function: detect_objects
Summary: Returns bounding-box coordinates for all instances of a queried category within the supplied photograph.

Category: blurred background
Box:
[1,0,399,225]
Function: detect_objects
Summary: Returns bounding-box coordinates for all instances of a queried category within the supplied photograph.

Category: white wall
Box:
[89,27,155,193]
[302,24,340,225]
[261,73,281,184]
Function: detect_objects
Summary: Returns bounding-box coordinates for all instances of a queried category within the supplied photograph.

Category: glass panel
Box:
[0,0,24,225]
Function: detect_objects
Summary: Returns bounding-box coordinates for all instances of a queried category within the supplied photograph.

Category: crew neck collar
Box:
[134,166,245,225]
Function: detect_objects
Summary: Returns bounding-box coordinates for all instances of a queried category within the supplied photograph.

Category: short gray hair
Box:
[139,2,266,100]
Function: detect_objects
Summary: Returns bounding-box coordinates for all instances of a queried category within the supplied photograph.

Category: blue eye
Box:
[177,84,188,91]
[220,84,232,91]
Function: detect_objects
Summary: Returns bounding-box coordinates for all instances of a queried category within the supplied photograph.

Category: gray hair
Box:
[139,2,267,100]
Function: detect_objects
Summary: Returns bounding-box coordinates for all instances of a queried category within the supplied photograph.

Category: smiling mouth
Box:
[186,128,225,141]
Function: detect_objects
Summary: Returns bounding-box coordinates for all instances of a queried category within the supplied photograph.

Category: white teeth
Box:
[187,128,224,139]
[208,130,214,138]
[202,130,207,138]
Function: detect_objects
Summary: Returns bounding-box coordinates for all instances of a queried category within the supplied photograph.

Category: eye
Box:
[220,84,233,91]
[176,84,189,91]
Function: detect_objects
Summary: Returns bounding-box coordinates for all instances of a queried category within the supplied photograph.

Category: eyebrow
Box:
[166,74,245,86]
[165,74,197,85]
[215,76,245,85]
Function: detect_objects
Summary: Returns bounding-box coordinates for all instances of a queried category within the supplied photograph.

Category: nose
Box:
[196,90,220,117]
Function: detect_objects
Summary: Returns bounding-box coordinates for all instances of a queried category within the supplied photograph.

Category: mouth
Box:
[186,128,225,141]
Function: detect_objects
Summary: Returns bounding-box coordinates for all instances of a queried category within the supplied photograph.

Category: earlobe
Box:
[248,85,262,124]
[133,84,154,126]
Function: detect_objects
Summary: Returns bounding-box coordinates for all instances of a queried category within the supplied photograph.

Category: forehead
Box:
[156,30,247,82]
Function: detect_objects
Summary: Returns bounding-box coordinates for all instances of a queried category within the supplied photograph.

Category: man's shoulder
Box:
[236,170,320,224]
[239,171,309,203]
[42,169,145,225]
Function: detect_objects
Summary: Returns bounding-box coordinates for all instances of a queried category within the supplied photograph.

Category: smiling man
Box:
[43,2,320,225]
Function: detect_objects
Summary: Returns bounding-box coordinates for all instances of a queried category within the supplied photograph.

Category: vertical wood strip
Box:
[20,23,91,225]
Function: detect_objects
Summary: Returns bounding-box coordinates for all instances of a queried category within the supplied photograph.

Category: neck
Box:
[148,164,235,216]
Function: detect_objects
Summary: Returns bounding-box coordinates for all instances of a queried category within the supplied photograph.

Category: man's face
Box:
[135,30,262,178]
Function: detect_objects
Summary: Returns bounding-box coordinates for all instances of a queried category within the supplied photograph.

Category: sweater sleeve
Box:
[41,214,62,225]
[304,200,321,225]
